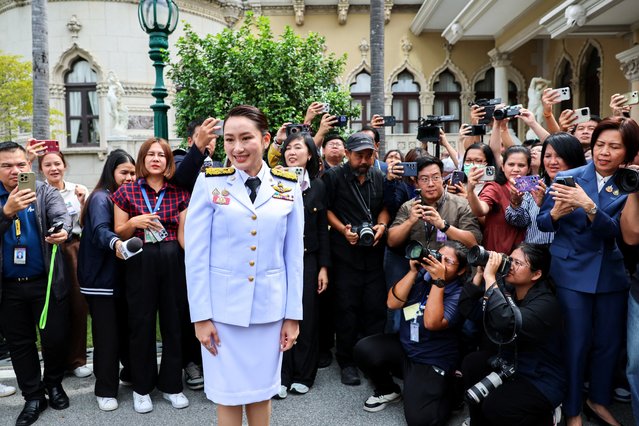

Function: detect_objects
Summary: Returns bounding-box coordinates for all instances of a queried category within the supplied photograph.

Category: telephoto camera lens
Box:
[615,168,639,193]
[405,241,442,262]
[465,371,505,404]
[467,245,513,275]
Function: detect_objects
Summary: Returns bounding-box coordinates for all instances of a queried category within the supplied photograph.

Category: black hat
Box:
[346,132,375,152]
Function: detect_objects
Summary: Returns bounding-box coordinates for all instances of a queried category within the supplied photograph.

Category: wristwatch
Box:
[433,279,445,288]
[439,220,450,233]
[586,204,598,215]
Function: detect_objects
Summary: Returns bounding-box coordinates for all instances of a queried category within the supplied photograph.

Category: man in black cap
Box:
[322,132,389,386]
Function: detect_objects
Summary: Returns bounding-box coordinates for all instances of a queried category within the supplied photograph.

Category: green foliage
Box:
[0,52,33,140]
[168,12,359,160]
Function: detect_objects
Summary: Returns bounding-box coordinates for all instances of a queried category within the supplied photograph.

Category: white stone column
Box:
[489,49,511,103]
[616,45,639,123]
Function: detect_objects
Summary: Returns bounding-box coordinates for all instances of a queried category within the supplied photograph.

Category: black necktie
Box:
[246,177,261,203]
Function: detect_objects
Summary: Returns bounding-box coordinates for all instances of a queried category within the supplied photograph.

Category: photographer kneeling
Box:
[460,243,565,426]
[353,241,468,426]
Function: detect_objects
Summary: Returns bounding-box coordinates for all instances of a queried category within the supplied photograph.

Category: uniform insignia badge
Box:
[605,185,613,193]
[270,168,297,182]
[205,167,236,177]
[273,193,294,201]
[212,188,230,205]
[613,189,619,196]
[221,189,229,196]
[272,182,292,193]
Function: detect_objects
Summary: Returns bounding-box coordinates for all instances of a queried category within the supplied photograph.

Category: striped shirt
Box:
[505,192,554,245]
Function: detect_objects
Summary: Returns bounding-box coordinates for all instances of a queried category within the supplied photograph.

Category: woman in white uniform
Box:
[185,105,304,425]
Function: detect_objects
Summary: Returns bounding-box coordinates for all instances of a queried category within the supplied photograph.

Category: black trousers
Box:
[282,252,320,387]
[332,258,386,368]
[86,295,130,397]
[462,350,554,426]
[0,278,69,400]
[317,271,335,354]
[125,241,186,395]
[354,333,453,426]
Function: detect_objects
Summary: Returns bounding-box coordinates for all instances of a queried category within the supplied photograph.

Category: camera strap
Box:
[344,167,373,223]
[481,275,523,345]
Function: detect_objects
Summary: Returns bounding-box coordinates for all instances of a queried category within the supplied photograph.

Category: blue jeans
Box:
[627,290,639,422]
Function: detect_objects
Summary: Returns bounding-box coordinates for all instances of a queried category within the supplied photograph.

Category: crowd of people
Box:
[0,92,638,426]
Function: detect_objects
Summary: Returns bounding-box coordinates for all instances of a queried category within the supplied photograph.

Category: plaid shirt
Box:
[112,178,190,242]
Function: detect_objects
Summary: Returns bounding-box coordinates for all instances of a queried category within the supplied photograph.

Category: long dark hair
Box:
[495,146,531,185]
[280,133,321,179]
[80,149,135,226]
[538,132,586,185]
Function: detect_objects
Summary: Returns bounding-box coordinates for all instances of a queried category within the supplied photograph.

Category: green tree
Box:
[0,52,32,140]
[168,12,358,159]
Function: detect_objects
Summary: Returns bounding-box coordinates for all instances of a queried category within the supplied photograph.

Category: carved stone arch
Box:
[344,59,371,89]
[470,62,526,96]
[386,59,427,94]
[575,39,603,114]
[52,43,105,86]
[552,53,575,87]
[426,59,470,93]
[470,63,494,89]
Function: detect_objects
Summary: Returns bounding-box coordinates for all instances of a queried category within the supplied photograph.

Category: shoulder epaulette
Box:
[204,167,236,177]
[271,168,297,182]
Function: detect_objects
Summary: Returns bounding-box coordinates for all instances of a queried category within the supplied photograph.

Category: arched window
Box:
[580,46,601,116]
[350,71,370,132]
[556,60,573,111]
[391,70,421,134]
[434,70,461,133]
[65,59,99,145]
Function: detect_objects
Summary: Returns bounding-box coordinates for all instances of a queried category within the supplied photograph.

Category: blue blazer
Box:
[185,162,304,327]
[537,163,629,294]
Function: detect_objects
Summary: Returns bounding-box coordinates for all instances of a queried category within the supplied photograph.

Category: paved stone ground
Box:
[0,349,634,425]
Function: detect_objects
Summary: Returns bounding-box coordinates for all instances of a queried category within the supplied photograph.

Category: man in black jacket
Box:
[0,142,72,426]
[322,133,390,386]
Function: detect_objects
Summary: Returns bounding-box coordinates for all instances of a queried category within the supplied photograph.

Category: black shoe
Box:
[16,398,47,426]
[46,385,69,410]
[318,350,332,369]
[340,367,361,386]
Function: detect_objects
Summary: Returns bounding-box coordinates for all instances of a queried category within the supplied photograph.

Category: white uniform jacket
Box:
[185,163,304,327]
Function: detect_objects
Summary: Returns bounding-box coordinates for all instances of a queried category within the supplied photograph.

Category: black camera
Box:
[465,356,516,404]
[405,240,442,262]
[417,115,456,143]
[286,123,311,137]
[493,105,522,121]
[467,245,512,275]
[352,222,375,246]
[615,168,639,193]
[470,98,501,125]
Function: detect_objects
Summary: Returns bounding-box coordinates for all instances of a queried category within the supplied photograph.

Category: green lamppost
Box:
[138,0,179,139]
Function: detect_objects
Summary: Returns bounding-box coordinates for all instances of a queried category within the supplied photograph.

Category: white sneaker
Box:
[290,383,309,394]
[163,392,189,409]
[274,385,287,399]
[0,383,16,397]
[363,390,401,412]
[96,396,118,411]
[72,365,92,378]
[133,392,153,413]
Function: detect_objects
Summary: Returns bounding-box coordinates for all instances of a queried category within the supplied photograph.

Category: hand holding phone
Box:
[555,176,576,187]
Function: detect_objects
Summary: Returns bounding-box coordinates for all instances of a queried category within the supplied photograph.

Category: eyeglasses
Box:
[442,256,458,266]
[326,142,343,148]
[417,175,442,184]
[510,258,530,269]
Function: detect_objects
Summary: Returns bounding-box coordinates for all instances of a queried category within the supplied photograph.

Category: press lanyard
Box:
[140,185,165,214]
[15,218,21,244]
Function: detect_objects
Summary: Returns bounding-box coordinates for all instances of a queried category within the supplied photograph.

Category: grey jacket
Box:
[0,181,72,303]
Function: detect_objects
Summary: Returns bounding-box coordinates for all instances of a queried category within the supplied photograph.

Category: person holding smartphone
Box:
[0,142,72,426]
[37,149,92,379]
[467,146,530,254]
[113,138,191,414]
[537,117,639,426]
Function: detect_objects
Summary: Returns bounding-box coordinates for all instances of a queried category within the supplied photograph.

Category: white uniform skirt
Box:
[201,320,283,406]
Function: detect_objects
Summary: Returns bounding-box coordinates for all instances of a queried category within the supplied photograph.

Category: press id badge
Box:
[144,229,157,244]
[13,246,26,265]
[436,229,448,242]
[410,320,420,342]
[403,303,420,321]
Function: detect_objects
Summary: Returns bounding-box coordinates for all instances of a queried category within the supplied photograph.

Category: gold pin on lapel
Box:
[605,186,613,193]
